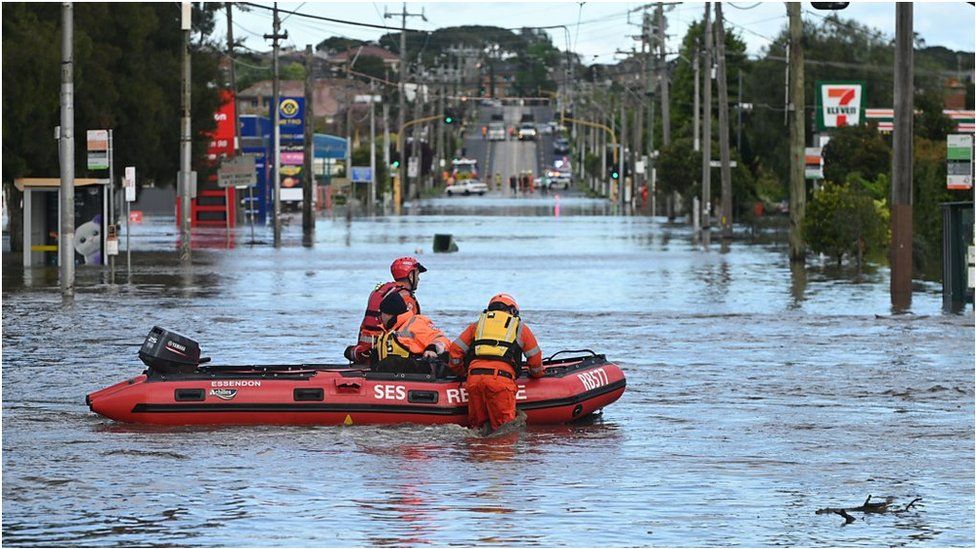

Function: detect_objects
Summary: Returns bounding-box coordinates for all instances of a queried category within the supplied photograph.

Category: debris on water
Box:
[815,495,923,525]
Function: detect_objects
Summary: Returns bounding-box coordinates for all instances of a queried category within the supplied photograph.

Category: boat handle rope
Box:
[544,349,597,362]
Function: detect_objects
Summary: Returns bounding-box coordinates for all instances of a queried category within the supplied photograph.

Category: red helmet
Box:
[488,293,519,312]
[391,257,427,280]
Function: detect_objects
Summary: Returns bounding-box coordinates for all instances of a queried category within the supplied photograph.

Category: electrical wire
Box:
[238,2,430,34]
[728,2,762,10]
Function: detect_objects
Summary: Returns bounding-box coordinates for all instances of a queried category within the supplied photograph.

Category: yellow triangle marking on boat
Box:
[344,414,354,426]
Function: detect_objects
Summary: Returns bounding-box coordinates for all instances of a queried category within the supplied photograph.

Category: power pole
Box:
[737,69,743,152]
[891,3,914,310]
[715,3,733,240]
[179,2,192,261]
[226,3,240,157]
[385,3,426,213]
[369,82,377,215]
[693,46,700,152]
[302,44,314,243]
[701,2,712,237]
[60,1,75,297]
[264,3,287,246]
[787,2,805,262]
[620,96,627,208]
[657,3,671,147]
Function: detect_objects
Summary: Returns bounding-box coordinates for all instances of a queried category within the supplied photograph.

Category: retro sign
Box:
[816,81,864,130]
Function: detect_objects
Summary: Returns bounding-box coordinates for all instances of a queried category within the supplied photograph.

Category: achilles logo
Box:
[209,389,237,400]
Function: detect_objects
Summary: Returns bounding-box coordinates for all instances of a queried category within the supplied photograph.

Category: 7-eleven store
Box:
[863,108,975,133]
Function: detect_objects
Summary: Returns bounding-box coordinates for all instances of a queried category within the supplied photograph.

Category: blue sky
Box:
[228,1,975,64]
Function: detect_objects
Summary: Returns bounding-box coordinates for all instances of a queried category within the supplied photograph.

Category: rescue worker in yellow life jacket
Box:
[345,257,426,364]
[372,291,451,375]
[448,293,544,433]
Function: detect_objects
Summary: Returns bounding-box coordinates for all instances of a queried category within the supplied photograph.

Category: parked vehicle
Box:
[445,179,488,196]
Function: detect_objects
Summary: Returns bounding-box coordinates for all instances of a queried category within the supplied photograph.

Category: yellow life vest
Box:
[376,330,412,361]
[470,310,522,368]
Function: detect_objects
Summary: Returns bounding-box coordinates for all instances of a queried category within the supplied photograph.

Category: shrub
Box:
[803,180,891,266]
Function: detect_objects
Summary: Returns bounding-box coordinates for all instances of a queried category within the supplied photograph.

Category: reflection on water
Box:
[2,199,973,546]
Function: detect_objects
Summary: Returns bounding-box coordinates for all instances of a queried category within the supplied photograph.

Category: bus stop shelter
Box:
[15,178,110,268]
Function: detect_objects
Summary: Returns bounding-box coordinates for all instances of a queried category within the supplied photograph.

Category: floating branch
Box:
[815,495,922,525]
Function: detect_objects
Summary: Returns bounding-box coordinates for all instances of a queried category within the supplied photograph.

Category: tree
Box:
[656,137,700,198]
[822,124,891,184]
[803,180,890,267]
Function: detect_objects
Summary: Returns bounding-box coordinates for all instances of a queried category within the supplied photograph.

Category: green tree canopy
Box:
[2,3,223,186]
[822,124,891,184]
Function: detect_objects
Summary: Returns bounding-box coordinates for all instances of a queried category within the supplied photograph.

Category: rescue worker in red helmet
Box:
[448,293,544,433]
[372,291,451,374]
[345,257,427,364]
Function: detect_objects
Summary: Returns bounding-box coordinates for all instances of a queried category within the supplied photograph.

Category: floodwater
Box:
[2,195,973,547]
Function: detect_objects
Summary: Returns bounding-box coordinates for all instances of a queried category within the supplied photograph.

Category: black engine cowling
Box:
[138,326,208,374]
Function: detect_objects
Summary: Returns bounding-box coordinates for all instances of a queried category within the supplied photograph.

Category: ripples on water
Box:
[3,197,973,546]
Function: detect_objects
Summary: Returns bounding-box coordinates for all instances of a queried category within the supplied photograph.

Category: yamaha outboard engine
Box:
[138,326,209,374]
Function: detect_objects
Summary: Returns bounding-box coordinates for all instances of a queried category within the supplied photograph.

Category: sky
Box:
[227,1,976,65]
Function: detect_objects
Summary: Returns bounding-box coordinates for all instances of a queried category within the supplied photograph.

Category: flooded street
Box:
[3,196,973,547]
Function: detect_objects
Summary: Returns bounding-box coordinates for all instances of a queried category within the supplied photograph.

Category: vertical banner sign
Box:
[804,147,823,179]
[272,97,305,202]
[946,134,974,190]
[124,167,136,202]
[87,129,109,170]
[816,81,864,131]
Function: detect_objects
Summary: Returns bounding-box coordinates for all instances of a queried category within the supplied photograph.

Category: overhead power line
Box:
[239,2,429,34]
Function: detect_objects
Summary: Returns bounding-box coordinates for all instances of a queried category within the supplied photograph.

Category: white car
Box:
[517,123,537,141]
[549,173,572,190]
[488,122,507,141]
[445,179,488,196]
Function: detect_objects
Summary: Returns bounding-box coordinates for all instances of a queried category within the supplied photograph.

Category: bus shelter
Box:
[15,178,110,268]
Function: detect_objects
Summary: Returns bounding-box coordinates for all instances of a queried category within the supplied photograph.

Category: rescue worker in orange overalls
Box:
[372,292,451,374]
[345,257,427,364]
[448,294,544,433]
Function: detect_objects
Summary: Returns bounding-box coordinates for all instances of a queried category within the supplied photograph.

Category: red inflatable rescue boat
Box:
[86,327,626,427]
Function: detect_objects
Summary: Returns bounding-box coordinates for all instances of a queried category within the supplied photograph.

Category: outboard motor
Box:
[138,326,209,374]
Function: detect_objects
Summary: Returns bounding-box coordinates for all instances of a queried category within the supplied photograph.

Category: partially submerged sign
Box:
[218,155,257,188]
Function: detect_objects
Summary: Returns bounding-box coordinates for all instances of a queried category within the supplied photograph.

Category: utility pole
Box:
[701,2,712,237]
[787,2,805,262]
[715,3,733,240]
[620,96,627,208]
[890,3,914,310]
[693,46,700,152]
[60,1,75,297]
[657,3,671,147]
[264,3,287,246]
[226,2,253,243]
[385,3,426,213]
[737,69,743,152]
[179,2,192,261]
[369,82,377,214]
[302,44,314,243]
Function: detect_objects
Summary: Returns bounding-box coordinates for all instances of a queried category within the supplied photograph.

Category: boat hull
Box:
[87,354,625,426]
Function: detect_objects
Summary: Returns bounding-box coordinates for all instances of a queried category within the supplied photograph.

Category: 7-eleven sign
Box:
[817,81,864,130]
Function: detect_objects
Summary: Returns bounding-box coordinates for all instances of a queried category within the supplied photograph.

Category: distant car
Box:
[553,137,570,154]
[517,123,537,141]
[538,122,555,135]
[445,179,488,196]
[549,173,572,190]
[488,122,507,141]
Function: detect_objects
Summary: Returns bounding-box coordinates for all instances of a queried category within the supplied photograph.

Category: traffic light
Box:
[444,109,456,125]
[392,160,400,168]
[611,169,619,180]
